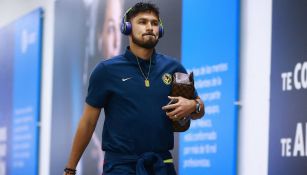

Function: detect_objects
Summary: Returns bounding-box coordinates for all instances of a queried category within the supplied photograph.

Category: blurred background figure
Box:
[97,0,122,59]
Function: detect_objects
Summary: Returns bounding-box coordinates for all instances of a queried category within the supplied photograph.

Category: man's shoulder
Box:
[156,53,180,64]
[155,52,187,72]
[101,55,126,65]
[91,55,125,73]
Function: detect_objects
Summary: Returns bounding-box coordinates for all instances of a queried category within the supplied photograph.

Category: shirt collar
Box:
[124,46,157,65]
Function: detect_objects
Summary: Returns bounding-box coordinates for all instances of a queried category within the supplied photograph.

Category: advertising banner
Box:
[0,8,43,175]
[269,0,307,174]
[180,0,240,174]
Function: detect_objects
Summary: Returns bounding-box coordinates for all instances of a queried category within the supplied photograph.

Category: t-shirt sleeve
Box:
[176,62,199,98]
[86,63,109,108]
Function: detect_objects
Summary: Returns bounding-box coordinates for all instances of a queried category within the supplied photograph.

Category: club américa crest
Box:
[162,73,172,85]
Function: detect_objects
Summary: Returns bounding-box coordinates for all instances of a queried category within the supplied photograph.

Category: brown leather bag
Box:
[169,72,195,132]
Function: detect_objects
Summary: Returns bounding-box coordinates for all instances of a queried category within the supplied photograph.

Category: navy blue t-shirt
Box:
[86,47,194,154]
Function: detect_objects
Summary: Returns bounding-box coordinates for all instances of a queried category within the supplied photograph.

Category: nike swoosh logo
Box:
[122,77,132,81]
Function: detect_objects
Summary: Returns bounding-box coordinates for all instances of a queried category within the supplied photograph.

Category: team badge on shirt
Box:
[162,73,172,85]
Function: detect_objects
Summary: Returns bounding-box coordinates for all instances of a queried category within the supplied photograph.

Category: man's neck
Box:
[129,43,154,60]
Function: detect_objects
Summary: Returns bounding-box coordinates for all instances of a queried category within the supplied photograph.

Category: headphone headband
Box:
[123,7,133,23]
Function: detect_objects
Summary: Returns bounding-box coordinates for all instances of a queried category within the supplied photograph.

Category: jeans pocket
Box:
[103,162,136,175]
[103,162,114,174]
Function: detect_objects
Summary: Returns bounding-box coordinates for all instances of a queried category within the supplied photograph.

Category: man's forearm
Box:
[66,116,97,169]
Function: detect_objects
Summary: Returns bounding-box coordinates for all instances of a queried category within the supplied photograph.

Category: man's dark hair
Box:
[126,2,160,22]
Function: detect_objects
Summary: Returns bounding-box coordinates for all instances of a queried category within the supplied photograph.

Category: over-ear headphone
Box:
[120,7,164,38]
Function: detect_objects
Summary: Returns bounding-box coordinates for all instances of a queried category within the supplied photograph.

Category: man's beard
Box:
[132,33,159,49]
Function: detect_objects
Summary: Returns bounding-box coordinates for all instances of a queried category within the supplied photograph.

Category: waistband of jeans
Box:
[104,150,172,162]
